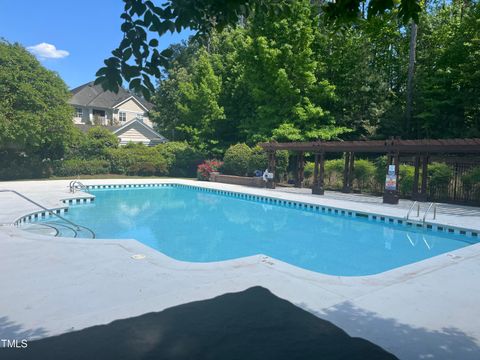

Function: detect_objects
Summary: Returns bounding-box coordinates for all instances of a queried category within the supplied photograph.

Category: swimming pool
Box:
[63,185,475,276]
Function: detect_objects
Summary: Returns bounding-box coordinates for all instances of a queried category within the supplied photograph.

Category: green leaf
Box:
[160,48,174,58]
[122,47,133,61]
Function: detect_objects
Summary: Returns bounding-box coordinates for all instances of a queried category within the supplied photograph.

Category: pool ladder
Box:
[422,202,437,224]
[406,201,420,220]
[69,180,88,193]
[406,201,437,225]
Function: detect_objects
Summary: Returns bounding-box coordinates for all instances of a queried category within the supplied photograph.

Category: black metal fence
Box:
[390,156,480,206]
[427,161,480,206]
[300,154,480,206]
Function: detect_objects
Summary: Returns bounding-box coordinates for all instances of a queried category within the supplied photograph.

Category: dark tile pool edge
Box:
[77,182,479,239]
[13,197,93,226]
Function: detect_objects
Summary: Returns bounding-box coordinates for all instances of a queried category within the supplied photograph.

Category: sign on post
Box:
[385,165,397,190]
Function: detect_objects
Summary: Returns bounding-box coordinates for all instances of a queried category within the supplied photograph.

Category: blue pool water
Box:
[63,186,475,276]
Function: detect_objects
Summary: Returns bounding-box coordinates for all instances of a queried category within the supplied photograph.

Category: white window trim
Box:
[75,108,83,118]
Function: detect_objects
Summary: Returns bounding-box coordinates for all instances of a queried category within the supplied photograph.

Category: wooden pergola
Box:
[260,138,480,204]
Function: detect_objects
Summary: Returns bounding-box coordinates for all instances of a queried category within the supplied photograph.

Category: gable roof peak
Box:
[69,81,153,110]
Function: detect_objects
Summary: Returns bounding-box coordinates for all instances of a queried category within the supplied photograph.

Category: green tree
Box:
[0,41,74,160]
[317,14,406,138]
[152,47,225,155]
[238,0,346,142]
[414,1,480,138]
[175,48,225,154]
[96,0,423,96]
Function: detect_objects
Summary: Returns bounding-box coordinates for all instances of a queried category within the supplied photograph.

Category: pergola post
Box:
[266,150,276,189]
[418,154,429,201]
[348,152,355,191]
[342,152,354,193]
[342,152,351,193]
[312,152,325,195]
[412,155,420,199]
[382,152,400,204]
[295,152,305,188]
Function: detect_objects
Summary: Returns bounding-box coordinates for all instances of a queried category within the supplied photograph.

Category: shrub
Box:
[398,164,415,196]
[304,162,315,179]
[462,166,480,192]
[127,158,167,176]
[106,148,135,174]
[248,146,268,175]
[156,141,205,177]
[53,159,110,177]
[222,143,252,176]
[352,159,376,191]
[0,153,52,180]
[374,156,388,190]
[197,160,223,181]
[105,146,168,176]
[324,159,344,189]
[428,162,452,188]
[78,126,119,159]
[275,150,289,180]
[244,146,288,179]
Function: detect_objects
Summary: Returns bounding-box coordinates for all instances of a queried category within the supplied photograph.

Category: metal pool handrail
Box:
[69,180,88,193]
[423,202,437,224]
[0,189,95,238]
[406,201,420,219]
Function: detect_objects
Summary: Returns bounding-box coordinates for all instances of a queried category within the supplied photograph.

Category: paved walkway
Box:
[1,179,480,359]
[277,186,480,229]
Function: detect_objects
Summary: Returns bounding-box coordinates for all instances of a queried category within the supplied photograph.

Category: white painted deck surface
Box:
[1,179,480,359]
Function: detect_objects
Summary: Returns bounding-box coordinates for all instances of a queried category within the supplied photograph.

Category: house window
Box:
[75,108,83,118]
[137,113,144,122]
[119,112,127,122]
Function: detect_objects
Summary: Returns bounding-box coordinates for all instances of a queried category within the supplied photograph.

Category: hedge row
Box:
[52,141,205,178]
[106,146,168,176]
[53,159,111,177]
[0,154,52,180]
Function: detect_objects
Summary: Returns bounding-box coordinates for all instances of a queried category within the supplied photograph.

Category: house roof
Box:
[74,119,168,146]
[69,81,153,110]
[113,119,168,142]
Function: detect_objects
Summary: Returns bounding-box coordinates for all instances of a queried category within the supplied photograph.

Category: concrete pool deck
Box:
[1,179,480,359]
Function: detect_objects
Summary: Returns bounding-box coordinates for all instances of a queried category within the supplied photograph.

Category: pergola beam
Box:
[259,138,480,154]
[259,138,480,204]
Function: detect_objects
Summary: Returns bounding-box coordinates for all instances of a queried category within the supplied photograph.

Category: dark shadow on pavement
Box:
[0,316,48,342]
[0,286,397,360]
[307,301,480,360]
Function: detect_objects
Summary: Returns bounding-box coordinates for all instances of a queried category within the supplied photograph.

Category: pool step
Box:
[20,221,95,239]
[21,223,59,237]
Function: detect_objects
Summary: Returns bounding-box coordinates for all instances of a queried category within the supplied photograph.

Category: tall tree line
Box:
[150,0,480,155]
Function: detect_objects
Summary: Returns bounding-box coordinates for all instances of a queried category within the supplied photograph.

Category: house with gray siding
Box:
[69,81,167,146]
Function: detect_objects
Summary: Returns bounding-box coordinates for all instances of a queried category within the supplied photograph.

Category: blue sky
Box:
[0,0,192,89]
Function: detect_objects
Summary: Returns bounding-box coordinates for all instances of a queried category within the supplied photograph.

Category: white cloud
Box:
[27,42,69,59]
